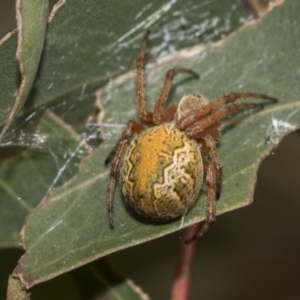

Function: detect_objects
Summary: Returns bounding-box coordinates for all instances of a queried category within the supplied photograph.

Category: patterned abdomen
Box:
[120,123,203,221]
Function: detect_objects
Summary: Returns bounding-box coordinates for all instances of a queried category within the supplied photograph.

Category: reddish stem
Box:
[171,224,199,300]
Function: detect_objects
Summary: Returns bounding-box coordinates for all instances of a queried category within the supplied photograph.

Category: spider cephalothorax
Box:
[106,32,276,243]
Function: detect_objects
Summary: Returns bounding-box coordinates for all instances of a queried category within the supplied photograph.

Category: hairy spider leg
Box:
[136,31,153,123]
[184,102,263,243]
[136,31,198,125]
[185,159,217,244]
[185,103,262,137]
[153,68,199,124]
[105,31,153,165]
[202,135,222,198]
[107,120,144,228]
[177,92,277,130]
[160,104,178,122]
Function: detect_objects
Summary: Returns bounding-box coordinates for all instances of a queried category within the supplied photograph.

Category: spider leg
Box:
[185,102,261,138]
[160,104,178,122]
[136,31,153,123]
[153,68,199,124]
[104,122,143,165]
[202,135,222,198]
[185,159,217,244]
[107,120,144,228]
[178,92,277,130]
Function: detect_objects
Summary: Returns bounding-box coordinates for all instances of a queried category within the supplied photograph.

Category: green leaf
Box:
[71,259,149,300]
[0,0,254,250]
[11,0,300,289]
[0,0,251,129]
[0,0,48,139]
[0,110,91,247]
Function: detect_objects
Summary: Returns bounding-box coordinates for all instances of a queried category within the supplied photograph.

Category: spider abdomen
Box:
[120,123,203,221]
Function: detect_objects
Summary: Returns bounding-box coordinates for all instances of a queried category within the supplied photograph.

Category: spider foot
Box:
[185,222,213,244]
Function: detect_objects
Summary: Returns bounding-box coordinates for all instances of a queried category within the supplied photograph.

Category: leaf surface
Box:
[72,259,150,300]
[0,0,253,249]
[0,0,251,129]
[0,111,91,247]
[0,0,48,139]
[12,0,300,288]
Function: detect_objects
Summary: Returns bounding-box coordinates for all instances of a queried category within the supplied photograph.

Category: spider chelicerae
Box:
[105,32,276,243]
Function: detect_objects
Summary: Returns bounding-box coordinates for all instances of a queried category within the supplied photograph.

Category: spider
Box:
[106,32,276,243]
